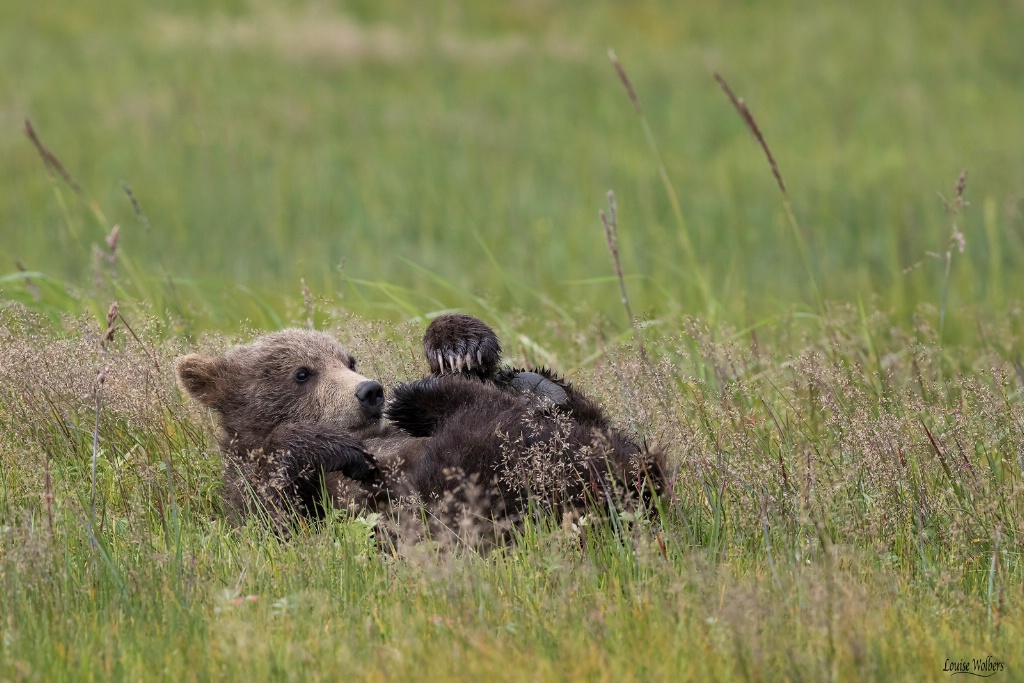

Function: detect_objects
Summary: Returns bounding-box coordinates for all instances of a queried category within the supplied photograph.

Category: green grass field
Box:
[1,1,1022,680]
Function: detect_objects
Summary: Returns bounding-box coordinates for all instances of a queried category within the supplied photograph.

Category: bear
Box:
[175,314,663,540]
[386,314,663,537]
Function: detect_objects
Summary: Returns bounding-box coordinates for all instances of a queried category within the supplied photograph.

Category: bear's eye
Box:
[347,356,357,371]
[294,367,314,383]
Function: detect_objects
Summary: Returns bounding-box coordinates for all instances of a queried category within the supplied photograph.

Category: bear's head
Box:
[175,329,386,453]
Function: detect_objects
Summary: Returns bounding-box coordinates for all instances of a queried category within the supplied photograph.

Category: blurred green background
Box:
[3,0,1023,330]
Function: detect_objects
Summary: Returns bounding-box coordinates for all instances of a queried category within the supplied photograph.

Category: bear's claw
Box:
[424,314,501,379]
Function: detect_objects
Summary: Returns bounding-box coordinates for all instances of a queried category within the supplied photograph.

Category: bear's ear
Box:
[175,354,228,409]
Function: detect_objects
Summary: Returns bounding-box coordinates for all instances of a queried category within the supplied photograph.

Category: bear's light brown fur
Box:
[176,329,420,525]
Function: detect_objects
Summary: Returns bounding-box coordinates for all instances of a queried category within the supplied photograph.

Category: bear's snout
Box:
[355,380,385,418]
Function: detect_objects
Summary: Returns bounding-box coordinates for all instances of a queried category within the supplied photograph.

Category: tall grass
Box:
[713,72,823,311]
[1,300,1021,680]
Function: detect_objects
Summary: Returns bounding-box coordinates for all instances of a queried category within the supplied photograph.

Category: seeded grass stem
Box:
[938,170,968,343]
[89,304,118,546]
[23,119,82,194]
[713,73,823,311]
[600,190,645,360]
[608,50,713,314]
[121,181,151,232]
[24,119,109,235]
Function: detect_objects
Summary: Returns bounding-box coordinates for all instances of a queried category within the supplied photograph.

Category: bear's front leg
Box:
[423,314,502,379]
[261,423,380,519]
[386,375,509,437]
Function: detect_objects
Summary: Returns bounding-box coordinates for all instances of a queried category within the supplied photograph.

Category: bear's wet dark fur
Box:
[176,314,663,541]
[388,314,663,536]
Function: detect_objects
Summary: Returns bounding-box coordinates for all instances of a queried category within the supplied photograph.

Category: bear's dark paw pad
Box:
[424,314,501,378]
[510,371,569,407]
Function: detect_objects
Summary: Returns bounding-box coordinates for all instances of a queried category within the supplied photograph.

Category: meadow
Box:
[1,1,1022,680]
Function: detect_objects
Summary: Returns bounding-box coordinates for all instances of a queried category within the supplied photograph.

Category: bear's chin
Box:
[347,416,388,437]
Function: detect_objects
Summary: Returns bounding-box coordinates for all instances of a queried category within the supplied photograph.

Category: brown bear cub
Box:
[176,314,663,539]
[175,330,405,525]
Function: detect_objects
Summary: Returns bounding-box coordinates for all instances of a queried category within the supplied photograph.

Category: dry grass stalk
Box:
[90,303,119,541]
[713,73,786,197]
[600,190,645,360]
[938,169,968,340]
[598,187,638,358]
[713,71,821,308]
[607,49,712,312]
[121,181,152,231]
[92,224,121,289]
[23,119,83,194]
[106,224,120,253]
[14,259,42,301]
[609,50,643,115]
[117,307,163,373]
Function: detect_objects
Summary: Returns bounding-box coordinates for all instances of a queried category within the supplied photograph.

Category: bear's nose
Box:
[355,380,385,417]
